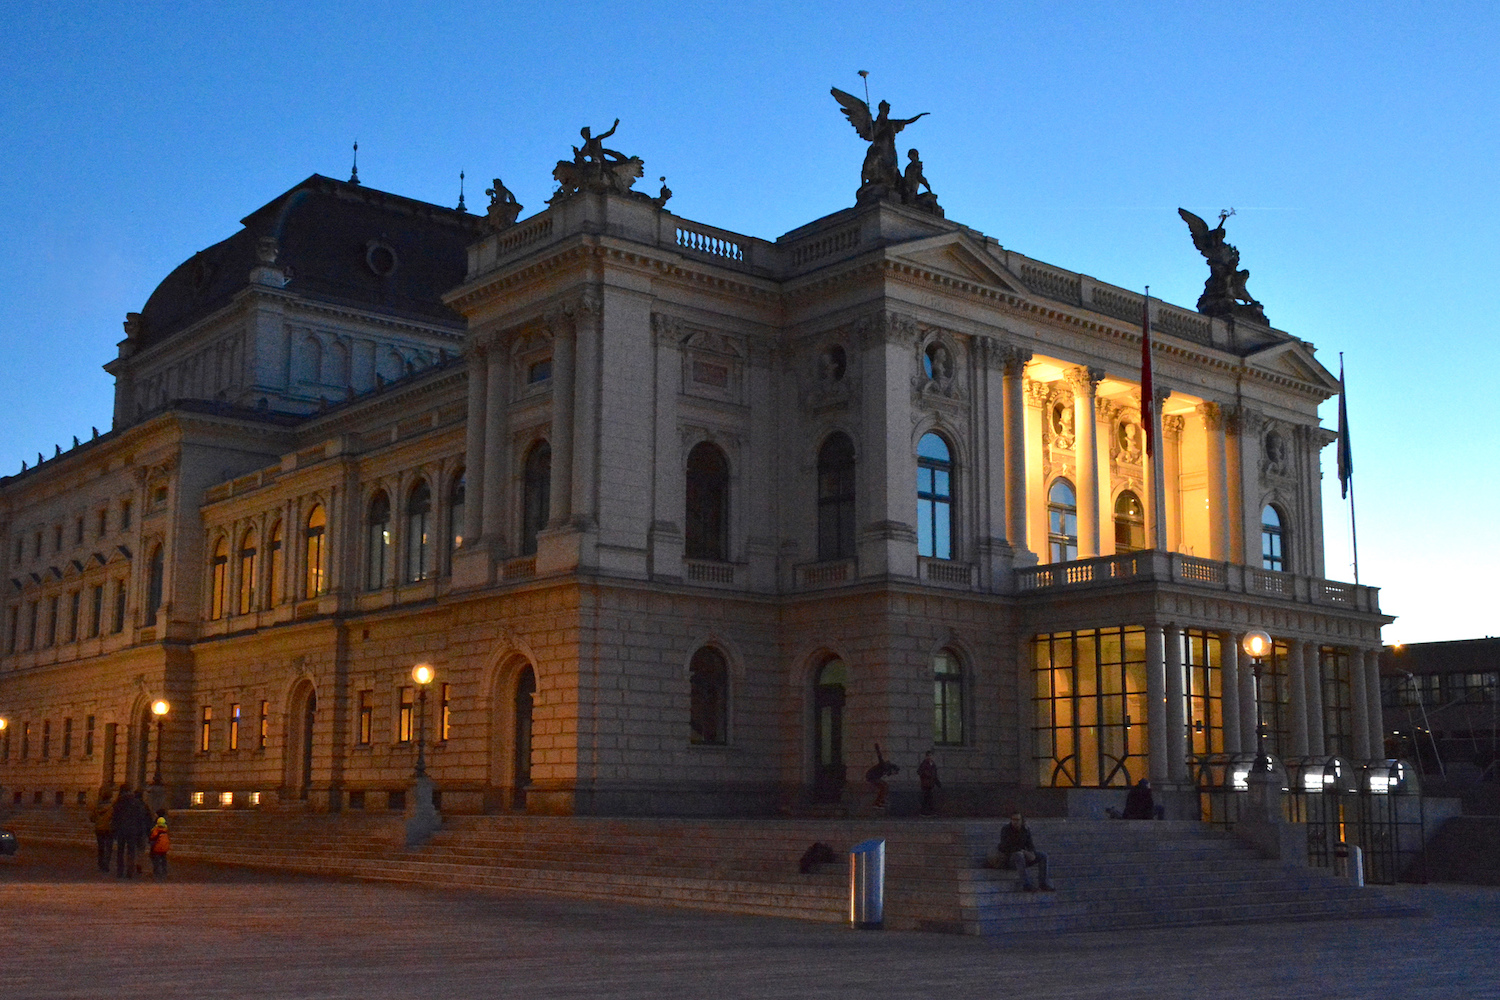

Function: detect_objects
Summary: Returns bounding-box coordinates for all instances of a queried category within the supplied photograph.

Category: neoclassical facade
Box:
[0,149,1389,817]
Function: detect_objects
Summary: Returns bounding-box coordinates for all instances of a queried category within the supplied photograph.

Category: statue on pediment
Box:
[550,119,646,203]
[831,88,941,215]
[484,178,523,229]
[1178,208,1267,325]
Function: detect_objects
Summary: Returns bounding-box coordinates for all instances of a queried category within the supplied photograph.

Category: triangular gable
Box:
[107,545,132,564]
[1245,341,1340,393]
[889,233,1025,294]
[89,552,108,568]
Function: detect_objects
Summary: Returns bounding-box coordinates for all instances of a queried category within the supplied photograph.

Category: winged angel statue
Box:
[831,88,941,215]
[1177,208,1267,324]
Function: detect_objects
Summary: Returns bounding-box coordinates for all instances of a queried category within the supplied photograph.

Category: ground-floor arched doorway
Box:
[813,657,847,803]
[513,666,535,810]
[284,681,316,801]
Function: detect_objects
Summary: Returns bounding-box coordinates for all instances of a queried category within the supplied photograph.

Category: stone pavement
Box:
[1,844,1496,999]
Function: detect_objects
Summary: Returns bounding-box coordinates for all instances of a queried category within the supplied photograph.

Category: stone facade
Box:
[0,165,1390,817]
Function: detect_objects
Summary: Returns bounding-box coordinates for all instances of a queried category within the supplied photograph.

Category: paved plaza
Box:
[1,844,1496,999]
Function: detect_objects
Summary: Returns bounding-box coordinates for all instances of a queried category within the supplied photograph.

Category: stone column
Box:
[1202,402,1231,562]
[482,346,510,547]
[1002,347,1032,556]
[1287,640,1310,757]
[1364,648,1385,759]
[462,344,488,546]
[855,311,919,579]
[1163,415,1184,552]
[1146,624,1169,784]
[1068,366,1105,558]
[1223,406,1247,565]
[1350,645,1371,761]
[1165,624,1188,782]
[1221,633,1242,754]
[1305,644,1326,756]
[1147,388,1171,550]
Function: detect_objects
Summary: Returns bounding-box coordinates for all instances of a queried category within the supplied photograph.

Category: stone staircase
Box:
[0,807,1420,933]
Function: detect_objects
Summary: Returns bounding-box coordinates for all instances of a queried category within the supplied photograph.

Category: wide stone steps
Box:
[0,808,1421,933]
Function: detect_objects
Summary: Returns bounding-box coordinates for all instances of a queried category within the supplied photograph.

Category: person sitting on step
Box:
[997,811,1054,892]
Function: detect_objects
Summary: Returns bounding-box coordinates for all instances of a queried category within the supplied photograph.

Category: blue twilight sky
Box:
[0,2,1494,643]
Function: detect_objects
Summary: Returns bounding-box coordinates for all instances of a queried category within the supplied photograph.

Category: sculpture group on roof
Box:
[1178,208,1268,325]
[831,87,943,217]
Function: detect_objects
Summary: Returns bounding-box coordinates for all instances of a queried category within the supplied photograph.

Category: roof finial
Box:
[350,140,360,186]
[457,170,467,213]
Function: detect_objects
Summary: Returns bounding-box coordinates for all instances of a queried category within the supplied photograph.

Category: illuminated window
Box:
[357,690,373,745]
[1113,491,1145,553]
[303,504,326,598]
[685,442,730,562]
[1033,627,1149,788]
[237,530,256,615]
[816,433,856,562]
[689,647,728,745]
[199,706,213,752]
[190,791,205,806]
[439,683,452,742]
[521,441,551,557]
[1182,630,1223,757]
[448,471,465,564]
[398,687,414,743]
[1048,480,1078,562]
[209,536,228,620]
[1261,505,1287,572]
[219,791,234,807]
[258,700,269,750]
[405,480,433,583]
[229,703,241,751]
[248,791,261,806]
[366,491,392,590]
[916,433,953,560]
[933,650,964,746]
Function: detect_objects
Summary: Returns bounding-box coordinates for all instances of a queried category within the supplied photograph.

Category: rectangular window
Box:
[74,516,84,545]
[259,700,269,750]
[33,532,41,558]
[97,509,107,538]
[1320,647,1354,758]
[1183,630,1224,758]
[89,585,103,638]
[85,715,95,757]
[229,703,241,751]
[62,717,72,757]
[26,601,37,650]
[111,580,126,633]
[1033,627,1149,788]
[41,720,51,758]
[21,721,30,759]
[398,687,414,743]
[5,605,16,653]
[67,590,80,643]
[45,595,58,646]
[120,501,132,530]
[439,683,452,741]
[199,706,212,752]
[358,690,373,745]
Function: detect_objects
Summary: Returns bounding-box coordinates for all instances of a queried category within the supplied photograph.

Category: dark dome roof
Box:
[135,175,486,349]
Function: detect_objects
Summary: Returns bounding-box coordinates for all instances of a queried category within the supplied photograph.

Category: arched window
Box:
[689,646,729,745]
[685,442,729,562]
[210,536,228,620]
[237,529,256,615]
[1261,505,1287,572]
[1113,490,1145,553]
[265,520,282,607]
[145,544,164,626]
[366,491,391,590]
[916,433,952,560]
[521,441,551,557]
[448,469,466,565]
[817,433,857,562]
[932,649,964,746]
[406,480,433,583]
[1048,479,1078,563]
[303,504,326,598]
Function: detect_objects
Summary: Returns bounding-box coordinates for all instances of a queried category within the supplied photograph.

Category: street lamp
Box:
[411,664,434,779]
[1241,630,1272,774]
[150,699,170,785]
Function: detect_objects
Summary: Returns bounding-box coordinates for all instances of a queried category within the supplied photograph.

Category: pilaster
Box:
[1067,366,1105,558]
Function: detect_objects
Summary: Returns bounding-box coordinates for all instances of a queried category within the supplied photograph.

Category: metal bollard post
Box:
[849,838,886,929]
[1348,844,1364,887]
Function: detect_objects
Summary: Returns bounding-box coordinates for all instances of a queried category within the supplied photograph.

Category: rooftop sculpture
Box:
[550,119,646,203]
[831,87,942,216]
[1178,208,1268,325]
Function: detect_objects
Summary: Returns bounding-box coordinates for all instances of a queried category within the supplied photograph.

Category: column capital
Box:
[1199,400,1223,431]
[1066,365,1106,394]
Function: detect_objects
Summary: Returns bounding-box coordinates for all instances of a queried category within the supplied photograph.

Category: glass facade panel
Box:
[1033,627,1148,788]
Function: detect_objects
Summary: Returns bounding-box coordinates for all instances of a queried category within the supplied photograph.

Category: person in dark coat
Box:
[1121,778,1155,820]
[90,790,115,873]
[865,744,900,809]
[917,751,941,815]
[997,812,1053,891]
[110,787,149,878]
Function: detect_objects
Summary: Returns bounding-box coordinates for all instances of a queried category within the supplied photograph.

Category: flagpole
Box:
[1338,352,1359,584]
[1349,467,1360,585]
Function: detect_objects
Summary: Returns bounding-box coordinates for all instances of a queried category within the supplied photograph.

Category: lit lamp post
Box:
[1241,630,1272,775]
[406,663,439,847]
[150,699,170,785]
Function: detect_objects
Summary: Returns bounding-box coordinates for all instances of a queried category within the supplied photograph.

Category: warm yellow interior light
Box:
[0,717,7,731]
[411,663,435,686]
[151,699,170,716]
[1241,630,1272,660]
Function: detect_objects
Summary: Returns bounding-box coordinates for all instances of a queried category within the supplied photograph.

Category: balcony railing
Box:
[1017,551,1381,614]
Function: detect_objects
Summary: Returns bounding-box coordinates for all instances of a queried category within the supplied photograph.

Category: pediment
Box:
[1245,341,1340,392]
[889,234,1025,294]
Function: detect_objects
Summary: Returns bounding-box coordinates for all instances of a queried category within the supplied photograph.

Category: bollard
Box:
[1348,844,1364,887]
[849,838,886,929]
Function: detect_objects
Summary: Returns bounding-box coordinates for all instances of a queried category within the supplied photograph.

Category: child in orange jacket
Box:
[148,811,170,877]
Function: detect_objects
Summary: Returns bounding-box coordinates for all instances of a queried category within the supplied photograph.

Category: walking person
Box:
[917,750,942,816]
[90,790,114,873]
[148,811,170,877]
